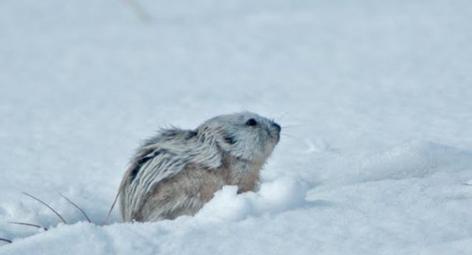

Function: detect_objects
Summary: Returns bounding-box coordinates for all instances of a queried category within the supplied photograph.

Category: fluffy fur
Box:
[119,112,281,222]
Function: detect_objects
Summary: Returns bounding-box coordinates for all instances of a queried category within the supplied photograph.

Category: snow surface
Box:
[1,0,472,254]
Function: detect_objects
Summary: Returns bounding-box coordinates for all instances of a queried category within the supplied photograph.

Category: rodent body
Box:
[119,112,281,222]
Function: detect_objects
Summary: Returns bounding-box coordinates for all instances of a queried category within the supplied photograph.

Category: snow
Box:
[1,0,472,254]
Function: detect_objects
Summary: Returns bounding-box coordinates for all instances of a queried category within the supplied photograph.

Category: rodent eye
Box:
[245,118,257,126]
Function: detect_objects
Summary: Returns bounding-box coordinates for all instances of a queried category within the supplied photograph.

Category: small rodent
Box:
[118,112,281,222]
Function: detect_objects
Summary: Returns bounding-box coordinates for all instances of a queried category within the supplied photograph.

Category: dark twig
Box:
[123,0,152,22]
[0,238,12,243]
[8,221,48,231]
[106,188,122,224]
[22,192,67,224]
[106,167,130,223]
[59,193,92,223]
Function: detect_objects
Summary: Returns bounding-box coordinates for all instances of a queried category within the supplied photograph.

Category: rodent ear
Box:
[224,134,236,145]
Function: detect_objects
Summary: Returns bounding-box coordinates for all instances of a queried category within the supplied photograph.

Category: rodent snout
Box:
[271,122,281,133]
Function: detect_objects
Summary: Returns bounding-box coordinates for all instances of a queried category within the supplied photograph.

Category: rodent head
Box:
[196,112,281,163]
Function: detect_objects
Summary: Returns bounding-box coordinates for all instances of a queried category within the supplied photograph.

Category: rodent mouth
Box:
[274,133,280,143]
[270,122,281,143]
[270,130,281,144]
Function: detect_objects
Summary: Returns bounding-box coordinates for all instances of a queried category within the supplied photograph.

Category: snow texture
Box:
[1,0,472,254]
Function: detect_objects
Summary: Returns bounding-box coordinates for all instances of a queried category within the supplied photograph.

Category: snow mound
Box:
[315,141,472,186]
[357,141,472,182]
[196,177,309,222]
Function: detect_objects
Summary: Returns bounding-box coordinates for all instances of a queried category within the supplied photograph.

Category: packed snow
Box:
[1,0,472,254]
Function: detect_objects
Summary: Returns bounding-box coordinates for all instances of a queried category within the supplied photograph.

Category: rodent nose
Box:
[271,122,281,133]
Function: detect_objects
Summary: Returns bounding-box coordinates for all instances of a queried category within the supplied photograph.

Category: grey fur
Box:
[119,112,280,222]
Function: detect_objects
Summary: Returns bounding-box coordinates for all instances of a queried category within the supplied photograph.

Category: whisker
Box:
[59,193,92,223]
[22,192,67,224]
[9,221,48,231]
[281,133,306,142]
[281,133,295,138]
[282,124,302,129]
[0,238,12,243]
